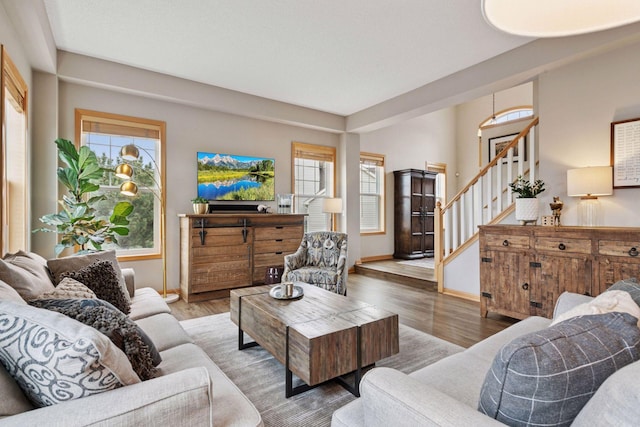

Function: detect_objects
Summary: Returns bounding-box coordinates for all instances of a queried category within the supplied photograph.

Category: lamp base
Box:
[578,197,600,227]
[163,293,179,304]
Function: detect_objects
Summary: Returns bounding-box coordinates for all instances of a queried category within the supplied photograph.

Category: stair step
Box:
[354,262,437,291]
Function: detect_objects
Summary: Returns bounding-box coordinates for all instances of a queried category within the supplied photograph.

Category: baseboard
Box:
[442,288,480,302]
[359,254,394,263]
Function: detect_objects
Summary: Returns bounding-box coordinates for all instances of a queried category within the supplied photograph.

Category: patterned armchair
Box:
[282,232,348,295]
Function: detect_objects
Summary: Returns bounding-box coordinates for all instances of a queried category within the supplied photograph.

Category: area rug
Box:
[180,313,463,427]
[398,257,435,269]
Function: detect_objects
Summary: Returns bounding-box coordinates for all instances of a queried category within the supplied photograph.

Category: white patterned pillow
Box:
[33,277,97,301]
[0,301,140,407]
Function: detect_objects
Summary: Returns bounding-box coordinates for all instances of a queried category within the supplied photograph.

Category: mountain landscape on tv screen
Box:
[197,152,275,201]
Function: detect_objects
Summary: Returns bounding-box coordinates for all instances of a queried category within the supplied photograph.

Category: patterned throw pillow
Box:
[0,300,140,407]
[478,312,640,426]
[47,250,130,301]
[59,260,131,314]
[32,277,97,300]
[30,298,160,379]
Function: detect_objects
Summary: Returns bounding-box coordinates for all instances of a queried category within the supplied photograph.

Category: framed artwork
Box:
[489,133,526,163]
[611,117,640,189]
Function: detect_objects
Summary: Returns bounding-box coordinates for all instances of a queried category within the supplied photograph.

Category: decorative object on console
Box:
[549,196,563,226]
[191,196,209,214]
[482,0,640,37]
[509,175,545,225]
[567,166,612,227]
[116,144,178,304]
[276,193,294,214]
[322,197,342,231]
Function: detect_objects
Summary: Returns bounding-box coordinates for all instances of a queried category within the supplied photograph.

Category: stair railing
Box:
[434,117,539,288]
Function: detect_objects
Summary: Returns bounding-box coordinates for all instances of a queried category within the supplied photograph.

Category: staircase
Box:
[434,117,539,295]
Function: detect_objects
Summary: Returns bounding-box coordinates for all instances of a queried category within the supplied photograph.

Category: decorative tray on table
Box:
[269,283,304,300]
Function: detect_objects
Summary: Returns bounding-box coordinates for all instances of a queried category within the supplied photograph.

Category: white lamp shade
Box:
[567,166,613,197]
[482,0,640,38]
[322,198,343,214]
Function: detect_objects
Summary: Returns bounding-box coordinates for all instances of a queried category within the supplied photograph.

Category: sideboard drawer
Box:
[534,237,591,254]
[254,225,304,241]
[483,233,530,250]
[599,240,640,258]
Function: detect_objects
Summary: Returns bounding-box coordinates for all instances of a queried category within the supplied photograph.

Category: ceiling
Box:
[42,0,533,116]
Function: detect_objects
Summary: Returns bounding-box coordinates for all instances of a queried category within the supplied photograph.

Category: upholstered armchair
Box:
[282,232,348,295]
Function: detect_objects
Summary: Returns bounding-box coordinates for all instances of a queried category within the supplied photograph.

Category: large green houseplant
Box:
[36,138,134,256]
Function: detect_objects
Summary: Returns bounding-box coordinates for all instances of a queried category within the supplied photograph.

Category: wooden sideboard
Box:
[179,213,305,302]
[479,225,640,319]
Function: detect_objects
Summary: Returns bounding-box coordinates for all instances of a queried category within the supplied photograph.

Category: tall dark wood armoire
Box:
[393,169,437,259]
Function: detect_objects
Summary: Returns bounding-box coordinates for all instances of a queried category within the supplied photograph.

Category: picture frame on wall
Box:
[489,133,527,163]
[611,117,640,189]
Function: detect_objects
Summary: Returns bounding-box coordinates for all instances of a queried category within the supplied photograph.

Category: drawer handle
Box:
[502,240,509,247]
[629,247,639,257]
[522,283,529,290]
[276,239,283,242]
[275,226,283,229]
[558,243,566,251]
[275,251,283,255]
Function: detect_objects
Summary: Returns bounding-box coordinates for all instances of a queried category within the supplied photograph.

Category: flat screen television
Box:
[196,152,275,201]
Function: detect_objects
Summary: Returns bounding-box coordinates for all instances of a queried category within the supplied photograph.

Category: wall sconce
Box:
[117,144,178,303]
[322,197,343,231]
[567,166,613,226]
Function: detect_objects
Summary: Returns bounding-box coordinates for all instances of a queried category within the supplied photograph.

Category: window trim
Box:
[1,45,29,253]
[75,109,166,262]
[360,151,385,235]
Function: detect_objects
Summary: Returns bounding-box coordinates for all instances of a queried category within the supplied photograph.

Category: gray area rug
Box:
[180,313,463,427]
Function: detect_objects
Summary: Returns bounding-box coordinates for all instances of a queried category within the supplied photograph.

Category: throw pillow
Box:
[0,279,26,305]
[0,251,55,300]
[0,300,140,407]
[35,277,97,300]
[551,290,640,328]
[59,260,131,314]
[606,277,640,308]
[30,298,161,379]
[478,312,640,427]
[47,250,130,301]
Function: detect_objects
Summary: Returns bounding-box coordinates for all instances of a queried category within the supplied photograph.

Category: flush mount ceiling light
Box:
[482,0,640,37]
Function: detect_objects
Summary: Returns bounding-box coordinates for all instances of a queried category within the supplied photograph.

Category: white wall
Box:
[538,39,640,226]
[51,81,339,291]
[359,107,456,259]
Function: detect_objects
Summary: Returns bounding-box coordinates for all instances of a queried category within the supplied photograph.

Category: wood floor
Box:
[170,270,517,348]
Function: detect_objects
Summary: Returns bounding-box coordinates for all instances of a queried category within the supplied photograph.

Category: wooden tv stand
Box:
[179,213,305,302]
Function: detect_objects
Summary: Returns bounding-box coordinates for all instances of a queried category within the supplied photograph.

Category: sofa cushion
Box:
[29,298,161,379]
[135,313,194,352]
[607,277,640,307]
[34,277,97,300]
[0,279,27,305]
[47,250,129,301]
[59,260,131,314]
[478,312,640,426]
[0,363,34,416]
[551,290,640,327]
[128,287,171,321]
[0,251,55,300]
[572,359,640,427]
[0,300,140,407]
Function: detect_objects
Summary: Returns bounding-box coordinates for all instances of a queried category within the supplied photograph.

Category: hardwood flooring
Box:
[170,271,517,348]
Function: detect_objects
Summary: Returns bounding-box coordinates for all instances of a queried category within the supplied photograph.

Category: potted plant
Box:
[509,176,545,225]
[35,138,134,255]
[191,196,209,214]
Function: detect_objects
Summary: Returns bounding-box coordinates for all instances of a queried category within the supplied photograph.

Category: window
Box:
[479,106,533,128]
[360,152,385,233]
[1,46,28,253]
[292,142,335,232]
[75,110,165,260]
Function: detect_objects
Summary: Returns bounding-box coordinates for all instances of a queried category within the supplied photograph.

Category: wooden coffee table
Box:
[230,283,399,397]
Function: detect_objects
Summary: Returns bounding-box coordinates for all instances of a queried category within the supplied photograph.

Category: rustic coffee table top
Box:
[230,283,399,395]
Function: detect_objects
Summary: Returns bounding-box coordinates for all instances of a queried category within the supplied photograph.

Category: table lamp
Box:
[567,166,612,226]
